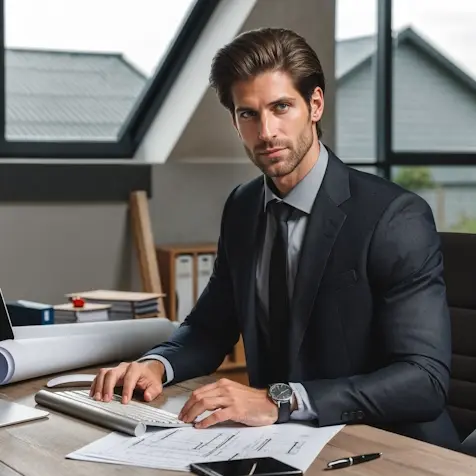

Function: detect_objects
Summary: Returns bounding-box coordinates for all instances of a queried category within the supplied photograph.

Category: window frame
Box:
[338,0,476,179]
[377,0,476,179]
[0,0,221,201]
[0,0,221,159]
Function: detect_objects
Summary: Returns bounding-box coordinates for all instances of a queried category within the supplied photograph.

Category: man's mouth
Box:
[258,147,286,157]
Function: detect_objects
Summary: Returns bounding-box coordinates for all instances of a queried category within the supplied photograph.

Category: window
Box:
[391,0,476,153]
[0,0,219,157]
[387,0,476,234]
[393,166,476,232]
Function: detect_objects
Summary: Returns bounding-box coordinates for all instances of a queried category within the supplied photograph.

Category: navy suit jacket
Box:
[144,149,460,449]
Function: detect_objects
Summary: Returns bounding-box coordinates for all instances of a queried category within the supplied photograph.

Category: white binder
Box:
[175,255,194,323]
[197,254,214,298]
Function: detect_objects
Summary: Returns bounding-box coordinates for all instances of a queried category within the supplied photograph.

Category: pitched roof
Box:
[336,34,376,79]
[336,26,476,94]
[336,27,476,185]
[5,28,476,145]
[6,48,147,141]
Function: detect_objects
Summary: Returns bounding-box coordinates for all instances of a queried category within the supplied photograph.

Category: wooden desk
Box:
[0,368,475,476]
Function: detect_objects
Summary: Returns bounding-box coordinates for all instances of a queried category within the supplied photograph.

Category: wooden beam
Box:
[129,190,166,318]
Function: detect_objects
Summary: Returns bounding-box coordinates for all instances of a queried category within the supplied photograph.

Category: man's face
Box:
[231,70,322,178]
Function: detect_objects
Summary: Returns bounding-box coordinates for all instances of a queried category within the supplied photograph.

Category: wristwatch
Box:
[268,383,293,423]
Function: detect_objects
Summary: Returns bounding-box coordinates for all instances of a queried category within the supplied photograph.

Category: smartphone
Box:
[190,457,303,476]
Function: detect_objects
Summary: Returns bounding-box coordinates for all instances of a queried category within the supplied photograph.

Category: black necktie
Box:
[268,199,293,382]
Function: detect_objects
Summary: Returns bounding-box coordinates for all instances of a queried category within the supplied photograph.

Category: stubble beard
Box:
[245,125,314,178]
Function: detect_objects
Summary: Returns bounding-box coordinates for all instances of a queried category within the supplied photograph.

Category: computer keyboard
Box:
[63,390,189,425]
[35,389,192,437]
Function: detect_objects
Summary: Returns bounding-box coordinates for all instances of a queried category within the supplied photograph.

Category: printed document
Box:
[67,422,344,471]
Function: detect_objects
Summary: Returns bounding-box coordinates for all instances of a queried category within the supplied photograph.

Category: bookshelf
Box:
[156,243,247,378]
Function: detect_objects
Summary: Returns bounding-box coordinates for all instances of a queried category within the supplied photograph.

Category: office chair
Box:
[439,232,476,455]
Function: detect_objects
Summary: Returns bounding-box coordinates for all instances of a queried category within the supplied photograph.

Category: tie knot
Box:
[268,199,293,223]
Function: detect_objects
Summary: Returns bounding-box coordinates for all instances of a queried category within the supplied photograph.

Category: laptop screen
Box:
[0,289,14,341]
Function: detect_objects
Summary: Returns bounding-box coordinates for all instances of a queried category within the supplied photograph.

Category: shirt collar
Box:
[263,141,329,214]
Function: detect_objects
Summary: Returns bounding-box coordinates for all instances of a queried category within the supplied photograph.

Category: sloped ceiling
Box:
[169,0,336,162]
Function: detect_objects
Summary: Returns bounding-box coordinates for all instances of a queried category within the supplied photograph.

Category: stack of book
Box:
[65,290,163,320]
[54,302,111,323]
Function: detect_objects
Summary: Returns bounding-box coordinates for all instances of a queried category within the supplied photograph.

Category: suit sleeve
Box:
[140,187,241,384]
[302,192,451,427]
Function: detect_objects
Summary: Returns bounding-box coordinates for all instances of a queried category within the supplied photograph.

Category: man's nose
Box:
[258,116,277,142]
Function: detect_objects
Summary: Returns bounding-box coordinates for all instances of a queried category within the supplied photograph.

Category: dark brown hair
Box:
[209,27,326,137]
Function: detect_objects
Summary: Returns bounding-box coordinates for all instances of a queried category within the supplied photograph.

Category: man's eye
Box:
[275,103,289,112]
[240,111,256,119]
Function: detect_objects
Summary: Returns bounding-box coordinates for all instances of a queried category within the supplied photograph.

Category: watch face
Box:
[270,383,293,401]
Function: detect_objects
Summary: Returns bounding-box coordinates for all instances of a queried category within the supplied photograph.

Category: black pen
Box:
[327,452,381,470]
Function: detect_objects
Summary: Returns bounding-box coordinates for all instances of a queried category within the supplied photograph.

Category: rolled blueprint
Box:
[13,318,180,340]
[0,318,176,386]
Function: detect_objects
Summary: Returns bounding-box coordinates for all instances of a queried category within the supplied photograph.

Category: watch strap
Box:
[277,400,291,423]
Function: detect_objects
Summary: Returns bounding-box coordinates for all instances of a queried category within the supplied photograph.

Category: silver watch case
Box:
[268,383,293,404]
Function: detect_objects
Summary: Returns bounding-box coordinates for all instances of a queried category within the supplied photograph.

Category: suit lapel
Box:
[235,182,265,386]
[289,153,350,374]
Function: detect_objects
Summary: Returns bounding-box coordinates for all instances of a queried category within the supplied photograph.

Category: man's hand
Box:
[178,378,278,429]
[89,360,165,404]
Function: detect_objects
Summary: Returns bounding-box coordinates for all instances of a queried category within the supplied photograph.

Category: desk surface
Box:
[0,367,475,476]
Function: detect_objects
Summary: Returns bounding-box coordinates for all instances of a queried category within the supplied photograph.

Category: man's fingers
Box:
[188,382,219,397]
[91,369,107,399]
[195,407,233,429]
[190,379,237,398]
[89,376,97,397]
[181,396,229,424]
[121,363,143,404]
[178,388,223,420]
[91,364,129,400]
[143,380,163,402]
[102,367,127,402]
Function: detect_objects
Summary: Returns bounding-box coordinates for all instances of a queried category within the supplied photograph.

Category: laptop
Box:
[0,399,49,428]
[0,287,49,426]
[0,287,14,341]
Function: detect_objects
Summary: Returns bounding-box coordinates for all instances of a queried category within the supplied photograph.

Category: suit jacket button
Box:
[341,412,349,420]
[357,410,364,420]
[350,411,357,421]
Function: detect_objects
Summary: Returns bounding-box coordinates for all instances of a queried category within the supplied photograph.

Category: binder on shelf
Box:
[197,253,214,298]
[6,300,54,326]
[155,243,246,374]
[175,255,194,323]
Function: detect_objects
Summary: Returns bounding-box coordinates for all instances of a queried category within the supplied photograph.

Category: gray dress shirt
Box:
[140,143,329,421]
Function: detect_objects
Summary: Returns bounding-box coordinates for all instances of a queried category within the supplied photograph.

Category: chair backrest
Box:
[439,232,476,441]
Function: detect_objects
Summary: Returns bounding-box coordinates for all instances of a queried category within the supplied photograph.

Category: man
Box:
[90,27,459,449]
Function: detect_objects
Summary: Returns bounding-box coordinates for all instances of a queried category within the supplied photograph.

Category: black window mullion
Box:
[0,140,132,159]
[390,152,476,166]
[376,0,392,180]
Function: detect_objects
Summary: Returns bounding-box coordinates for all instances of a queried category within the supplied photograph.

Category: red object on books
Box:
[71,296,85,308]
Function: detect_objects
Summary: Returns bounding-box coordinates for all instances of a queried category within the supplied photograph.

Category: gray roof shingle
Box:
[5,49,147,141]
[336,34,376,79]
